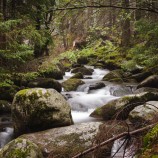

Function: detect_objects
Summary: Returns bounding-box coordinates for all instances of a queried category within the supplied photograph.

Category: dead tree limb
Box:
[72,122,157,158]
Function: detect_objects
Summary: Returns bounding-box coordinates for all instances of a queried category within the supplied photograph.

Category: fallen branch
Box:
[72,123,157,158]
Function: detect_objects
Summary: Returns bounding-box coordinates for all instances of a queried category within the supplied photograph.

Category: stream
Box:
[0,66,137,157]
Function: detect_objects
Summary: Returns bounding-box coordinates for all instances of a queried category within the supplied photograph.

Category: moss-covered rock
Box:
[70,72,84,79]
[28,78,62,92]
[0,138,43,158]
[12,88,73,136]
[90,92,158,120]
[102,69,128,83]
[21,122,102,157]
[11,72,40,87]
[0,100,11,114]
[129,101,158,126]
[39,66,63,80]
[62,79,85,91]
[131,71,152,82]
[137,75,158,89]
[139,124,158,157]
[134,87,158,94]
[71,66,93,75]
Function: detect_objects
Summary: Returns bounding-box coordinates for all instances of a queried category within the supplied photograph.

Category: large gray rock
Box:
[12,88,73,136]
[0,138,43,158]
[137,75,158,89]
[21,122,102,157]
[90,92,158,120]
[129,101,158,126]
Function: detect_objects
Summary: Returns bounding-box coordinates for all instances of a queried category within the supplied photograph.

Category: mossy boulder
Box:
[0,100,11,114]
[137,75,158,89]
[11,72,40,87]
[90,92,158,120]
[0,83,18,101]
[134,87,158,94]
[62,79,85,91]
[71,66,93,75]
[39,66,63,80]
[0,138,43,158]
[12,88,73,136]
[139,124,158,157]
[70,72,84,79]
[21,122,102,157]
[28,78,62,92]
[131,71,152,82]
[102,69,128,83]
[129,101,158,126]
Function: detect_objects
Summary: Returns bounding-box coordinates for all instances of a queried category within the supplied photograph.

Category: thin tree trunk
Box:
[121,0,131,47]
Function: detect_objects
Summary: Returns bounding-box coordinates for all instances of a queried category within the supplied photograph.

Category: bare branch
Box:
[72,122,157,158]
[48,5,158,14]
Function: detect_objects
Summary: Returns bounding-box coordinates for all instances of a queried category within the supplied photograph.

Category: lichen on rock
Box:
[12,88,73,136]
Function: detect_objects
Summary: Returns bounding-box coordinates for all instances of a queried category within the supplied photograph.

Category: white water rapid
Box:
[62,66,134,123]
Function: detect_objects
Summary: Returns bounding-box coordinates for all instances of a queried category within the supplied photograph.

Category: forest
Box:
[0,0,158,157]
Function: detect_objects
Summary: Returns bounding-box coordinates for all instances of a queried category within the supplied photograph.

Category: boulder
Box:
[70,72,84,79]
[110,85,133,97]
[71,66,93,75]
[62,79,85,91]
[137,75,158,89]
[89,82,105,91]
[129,101,158,126]
[102,69,128,83]
[39,67,63,80]
[21,122,102,157]
[0,100,11,114]
[90,92,158,120]
[131,71,151,82]
[28,78,62,92]
[0,138,43,158]
[12,88,73,136]
[134,87,158,94]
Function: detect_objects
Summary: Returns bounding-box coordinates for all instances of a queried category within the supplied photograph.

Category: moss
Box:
[39,65,63,80]
[62,79,85,91]
[70,72,83,79]
[0,138,43,158]
[143,124,158,148]
[90,107,102,118]
[138,124,158,158]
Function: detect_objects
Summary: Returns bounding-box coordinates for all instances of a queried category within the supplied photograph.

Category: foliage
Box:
[124,20,158,69]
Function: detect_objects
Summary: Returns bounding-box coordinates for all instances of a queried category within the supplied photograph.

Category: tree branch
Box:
[72,122,157,158]
[48,5,158,14]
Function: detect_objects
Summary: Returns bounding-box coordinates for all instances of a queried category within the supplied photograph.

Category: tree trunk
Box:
[121,0,131,47]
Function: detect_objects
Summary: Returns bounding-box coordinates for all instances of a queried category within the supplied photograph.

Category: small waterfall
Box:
[0,127,14,148]
[111,138,136,158]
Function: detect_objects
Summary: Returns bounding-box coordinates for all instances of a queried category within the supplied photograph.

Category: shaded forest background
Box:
[1,0,158,72]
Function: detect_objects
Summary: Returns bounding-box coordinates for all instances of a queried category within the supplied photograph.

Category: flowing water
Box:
[62,66,134,123]
[0,66,137,156]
